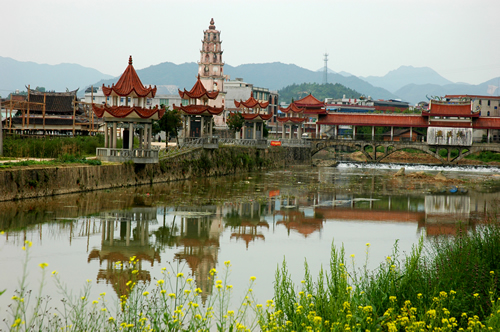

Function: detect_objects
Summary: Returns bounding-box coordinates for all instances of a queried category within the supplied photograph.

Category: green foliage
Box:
[278,82,361,104]
[226,112,244,132]
[155,106,183,139]
[3,135,104,159]
[466,151,500,162]
[268,221,500,331]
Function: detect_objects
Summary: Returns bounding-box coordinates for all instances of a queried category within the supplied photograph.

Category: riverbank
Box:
[0,146,311,201]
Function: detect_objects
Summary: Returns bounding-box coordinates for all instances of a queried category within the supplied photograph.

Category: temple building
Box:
[174,75,224,148]
[2,88,94,135]
[277,102,307,139]
[92,56,164,163]
[233,91,272,140]
[198,18,227,131]
[293,94,326,138]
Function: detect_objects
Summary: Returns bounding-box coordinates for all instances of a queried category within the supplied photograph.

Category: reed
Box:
[264,221,500,331]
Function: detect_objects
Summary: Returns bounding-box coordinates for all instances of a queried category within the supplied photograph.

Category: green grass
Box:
[0,154,101,168]
[267,221,500,331]
[2,135,105,159]
[4,219,500,331]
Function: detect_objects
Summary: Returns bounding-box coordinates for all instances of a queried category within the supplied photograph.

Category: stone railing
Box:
[179,137,219,149]
[96,148,159,164]
[272,139,311,147]
[219,138,269,149]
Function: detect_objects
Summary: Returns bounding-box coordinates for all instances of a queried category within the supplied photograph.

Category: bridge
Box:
[309,138,500,164]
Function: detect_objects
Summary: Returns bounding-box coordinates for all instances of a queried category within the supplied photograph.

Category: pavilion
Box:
[92,56,164,163]
[174,75,224,148]
[233,91,272,140]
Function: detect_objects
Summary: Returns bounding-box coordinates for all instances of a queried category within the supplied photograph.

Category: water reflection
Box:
[1,167,500,310]
[88,208,160,299]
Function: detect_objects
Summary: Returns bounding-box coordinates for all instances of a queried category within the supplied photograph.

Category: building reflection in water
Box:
[88,208,160,299]
[171,206,222,303]
[224,201,270,248]
[423,195,472,236]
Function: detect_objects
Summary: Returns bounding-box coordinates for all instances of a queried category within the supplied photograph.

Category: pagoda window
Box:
[488,100,491,106]
[120,97,124,104]
[214,54,217,61]
[479,100,482,105]
[182,99,189,106]
[205,54,209,62]
[488,111,491,116]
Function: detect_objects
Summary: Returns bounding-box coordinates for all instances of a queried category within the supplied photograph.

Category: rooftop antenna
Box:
[323,52,329,84]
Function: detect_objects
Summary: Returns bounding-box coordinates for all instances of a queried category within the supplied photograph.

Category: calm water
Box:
[1,164,499,313]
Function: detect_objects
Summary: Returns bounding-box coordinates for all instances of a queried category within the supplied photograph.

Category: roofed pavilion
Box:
[278,102,307,139]
[92,56,164,163]
[174,75,223,148]
[233,91,272,140]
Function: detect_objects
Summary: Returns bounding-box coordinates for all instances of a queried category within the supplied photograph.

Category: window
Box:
[488,111,491,116]
[479,100,482,105]
[160,99,168,106]
[182,99,189,106]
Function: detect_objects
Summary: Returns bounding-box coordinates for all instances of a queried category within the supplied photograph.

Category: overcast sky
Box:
[2,0,499,85]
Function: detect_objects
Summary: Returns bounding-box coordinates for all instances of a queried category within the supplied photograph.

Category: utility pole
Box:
[323,53,329,84]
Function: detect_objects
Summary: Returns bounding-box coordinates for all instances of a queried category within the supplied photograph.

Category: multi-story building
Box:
[224,78,277,135]
[445,95,500,142]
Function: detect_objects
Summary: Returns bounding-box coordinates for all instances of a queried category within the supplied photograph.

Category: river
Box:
[1,163,499,315]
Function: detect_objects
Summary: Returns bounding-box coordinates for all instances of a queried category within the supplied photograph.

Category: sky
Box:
[2,0,500,85]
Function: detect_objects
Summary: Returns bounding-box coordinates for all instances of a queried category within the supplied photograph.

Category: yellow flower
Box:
[177,272,184,278]
[157,279,164,285]
[168,293,176,298]
[143,291,149,296]
[11,318,22,328]
[250,276,256,281]
[108,317,115,322]
[224,260,231,266]
[39,262,48,269]
[366,243,370,247]
[160,290,166,294]
[473,293,479,298]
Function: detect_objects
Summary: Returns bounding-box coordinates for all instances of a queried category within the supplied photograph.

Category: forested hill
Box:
[278,82,362,104]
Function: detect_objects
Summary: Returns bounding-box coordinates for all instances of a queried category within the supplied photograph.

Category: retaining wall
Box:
[0,146,311,201]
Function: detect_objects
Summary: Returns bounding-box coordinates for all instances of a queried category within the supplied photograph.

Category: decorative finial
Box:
[209,18,215,29]
[128,56,133,65]
[197,74,201,80]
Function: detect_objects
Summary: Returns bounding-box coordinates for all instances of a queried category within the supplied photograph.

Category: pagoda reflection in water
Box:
[171,206,223,303]
[88,208,160,299]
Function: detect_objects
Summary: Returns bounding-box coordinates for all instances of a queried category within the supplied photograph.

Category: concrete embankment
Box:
[0,146,311,202]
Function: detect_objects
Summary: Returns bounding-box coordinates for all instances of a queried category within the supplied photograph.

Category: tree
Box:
[156,106,182,144]
[226,112,244,137]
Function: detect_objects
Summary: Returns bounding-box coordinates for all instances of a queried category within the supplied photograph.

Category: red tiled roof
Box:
[241,113,273,121]
[92,104,164,119]
[446,95,500,100]
[277,117,306,123]
[178,75,219,100]
[470,117,500,129]
[234,91,270,109]
[294,94,325,108]
[317,113,429,127]
[279,103,304,113]
[173,104,224,116]
[102,56,157,98]
[422,101,477,117]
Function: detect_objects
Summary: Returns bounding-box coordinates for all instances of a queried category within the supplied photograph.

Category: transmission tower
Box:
[323,53,329,84]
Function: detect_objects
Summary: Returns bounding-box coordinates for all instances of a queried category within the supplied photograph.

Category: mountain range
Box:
[1,56,499,105]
